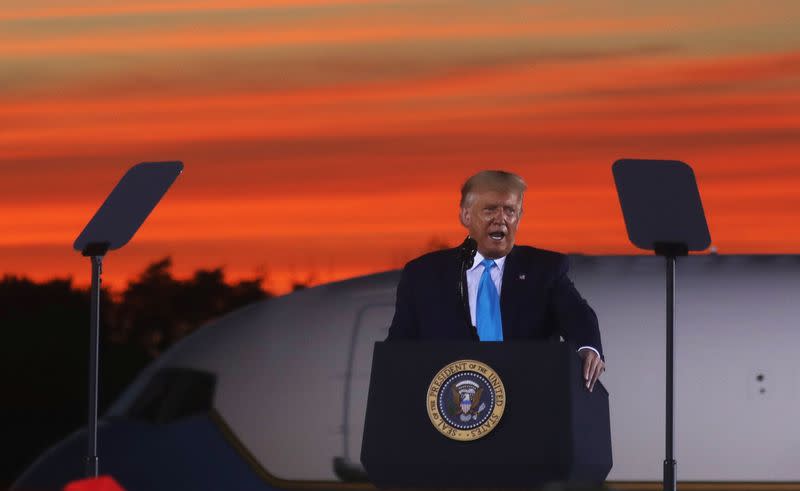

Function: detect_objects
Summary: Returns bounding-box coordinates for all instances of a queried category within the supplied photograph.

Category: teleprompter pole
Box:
[83,242,109,477]
[664,254,676,491]
[654,242,685,491]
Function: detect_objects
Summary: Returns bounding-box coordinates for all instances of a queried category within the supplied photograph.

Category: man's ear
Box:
[459,207,470,228]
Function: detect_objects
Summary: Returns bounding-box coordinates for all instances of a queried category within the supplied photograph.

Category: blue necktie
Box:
[476,259,503,341]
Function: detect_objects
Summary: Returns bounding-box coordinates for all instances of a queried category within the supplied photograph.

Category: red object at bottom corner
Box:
[63,476,126,491]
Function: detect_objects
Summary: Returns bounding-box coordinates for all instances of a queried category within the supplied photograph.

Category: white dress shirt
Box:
[466,250,600,358]
[466,251,506,328]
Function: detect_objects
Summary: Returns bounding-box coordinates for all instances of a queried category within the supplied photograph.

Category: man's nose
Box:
[489,210,506,223]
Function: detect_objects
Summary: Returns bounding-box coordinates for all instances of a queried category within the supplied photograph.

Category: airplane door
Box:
[336,303,394,478]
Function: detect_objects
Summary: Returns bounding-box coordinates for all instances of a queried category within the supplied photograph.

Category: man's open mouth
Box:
[489,231,506,241]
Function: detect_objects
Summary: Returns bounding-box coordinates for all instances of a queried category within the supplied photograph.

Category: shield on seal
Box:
[460,392,472,414]
[454,380,480,416]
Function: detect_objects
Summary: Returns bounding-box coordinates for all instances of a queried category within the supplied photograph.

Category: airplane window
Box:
[126,367,216,424]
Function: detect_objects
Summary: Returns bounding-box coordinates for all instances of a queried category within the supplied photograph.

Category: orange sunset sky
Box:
[1,0,799,293]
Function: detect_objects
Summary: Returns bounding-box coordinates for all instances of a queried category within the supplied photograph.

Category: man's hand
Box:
[578,348,605,392]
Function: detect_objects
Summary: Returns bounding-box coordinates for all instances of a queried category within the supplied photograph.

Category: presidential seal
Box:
[426,359,506,441]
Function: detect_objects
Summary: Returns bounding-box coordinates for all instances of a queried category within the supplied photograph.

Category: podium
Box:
[361,342,612,489]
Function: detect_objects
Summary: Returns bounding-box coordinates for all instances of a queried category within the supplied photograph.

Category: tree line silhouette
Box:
[0,257,275,486]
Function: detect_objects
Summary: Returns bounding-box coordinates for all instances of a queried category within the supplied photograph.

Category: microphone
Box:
[457,236,478,340]
[459,236,478,269]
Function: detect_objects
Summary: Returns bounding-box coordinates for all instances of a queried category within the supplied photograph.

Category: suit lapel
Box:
[500,247,526,339]
[446,248,474,338]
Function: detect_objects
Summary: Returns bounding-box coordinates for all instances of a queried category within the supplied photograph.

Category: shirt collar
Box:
[468,249,507,272]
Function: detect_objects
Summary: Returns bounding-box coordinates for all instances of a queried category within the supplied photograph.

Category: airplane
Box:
[13,253,800,491]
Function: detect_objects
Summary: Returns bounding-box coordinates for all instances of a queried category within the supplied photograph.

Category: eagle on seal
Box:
[451,385,483,416]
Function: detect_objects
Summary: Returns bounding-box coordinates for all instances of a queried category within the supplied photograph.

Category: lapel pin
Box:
[518,274,526,280]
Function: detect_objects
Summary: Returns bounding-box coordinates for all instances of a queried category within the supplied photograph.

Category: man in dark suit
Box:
[386,170,606,390]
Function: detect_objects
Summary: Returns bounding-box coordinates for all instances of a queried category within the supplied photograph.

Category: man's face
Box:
[460,188,522,258]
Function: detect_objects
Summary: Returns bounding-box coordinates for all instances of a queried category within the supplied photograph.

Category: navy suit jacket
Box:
[385,245,603,357]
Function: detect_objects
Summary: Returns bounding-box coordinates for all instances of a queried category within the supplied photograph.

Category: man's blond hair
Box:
[460,170,527,208]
